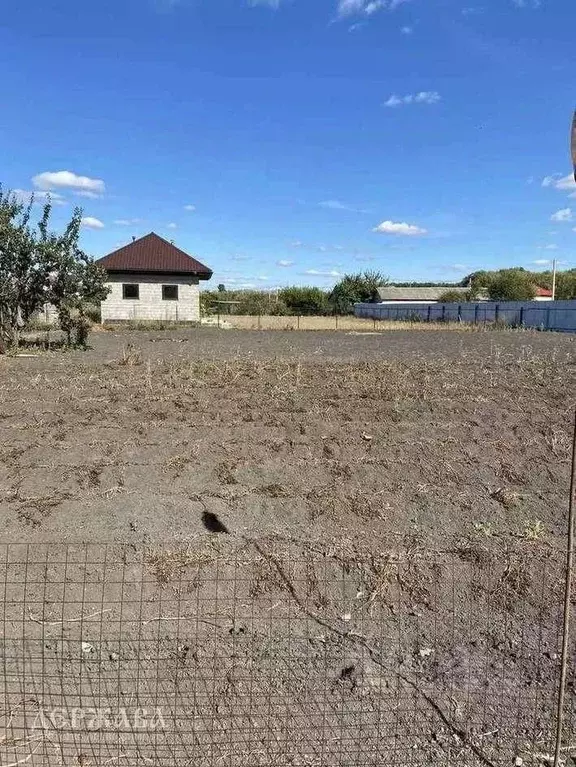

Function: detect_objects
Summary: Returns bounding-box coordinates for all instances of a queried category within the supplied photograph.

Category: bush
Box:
[278,287,328,315]
[438,290,471,303]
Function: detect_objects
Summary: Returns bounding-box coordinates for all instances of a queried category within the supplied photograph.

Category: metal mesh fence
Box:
[0,541,572,766]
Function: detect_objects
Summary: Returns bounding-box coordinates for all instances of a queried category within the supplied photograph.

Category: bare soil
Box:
[1,328,575,766]
[2,328,574,547]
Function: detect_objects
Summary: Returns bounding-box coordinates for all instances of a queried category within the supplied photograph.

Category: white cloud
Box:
[114,218,141,226]
[162,0,409,19]
[400,25,413,34]
[291,240,304,248]
[450,263,470,272]
[81,216,105,230]
[184,204,196,211]
[338,0,370,15]
[12,189,66,206]
[305,269,343,277]
[319,199,366,213]
[373,220,427,236]
[338,0,389,16]
[385,91,441,107]
[277,259,294,267]
[230,281,257,289]
[542,244,558,250]
[550,208,573,222]
[533,258,553,266]
[33,170,105,197]
[365,0,386,13]
[556,175,576,191]
[167,222,178,229]
[542,173,576,193]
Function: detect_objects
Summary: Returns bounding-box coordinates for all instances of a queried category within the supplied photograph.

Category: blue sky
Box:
[2,0,575,289]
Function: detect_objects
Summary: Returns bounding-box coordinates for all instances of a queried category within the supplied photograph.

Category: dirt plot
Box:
[1,328,574,546]
[0,328,575,765]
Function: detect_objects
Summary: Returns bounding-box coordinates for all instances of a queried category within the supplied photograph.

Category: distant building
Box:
[96,233,212,322]
[376,286,471,304]
[533,286,553,302]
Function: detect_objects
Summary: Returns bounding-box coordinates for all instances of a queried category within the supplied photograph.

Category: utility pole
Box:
[552,258,557,301]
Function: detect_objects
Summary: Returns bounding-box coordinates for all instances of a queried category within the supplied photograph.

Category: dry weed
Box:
[490,487,521,510]
[118,343,143,366]
[145,541,220,584]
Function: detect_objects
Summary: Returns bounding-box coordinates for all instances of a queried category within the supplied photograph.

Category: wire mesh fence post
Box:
[553,407,576,767]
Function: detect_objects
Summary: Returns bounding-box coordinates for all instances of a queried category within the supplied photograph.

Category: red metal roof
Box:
[535,286,553,297]
[96,233,212,278]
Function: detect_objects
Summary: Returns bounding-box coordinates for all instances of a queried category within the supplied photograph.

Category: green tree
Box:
[236,290,287,316]
[0,189,109,349]
[329,271,388,314]
[217,283,226,292]
[41,209,109,347]
[0,191,50,348]
[555,271,576,300]
[438,289,471,303]
[487,270,536,301]
[278,286,328,315]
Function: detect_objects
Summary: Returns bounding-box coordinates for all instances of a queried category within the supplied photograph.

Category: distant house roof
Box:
[535,286,553,297]
[96,233,212,279]
[377,286,470,302]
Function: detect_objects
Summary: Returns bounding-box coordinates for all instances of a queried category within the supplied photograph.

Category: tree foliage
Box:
[329,271,388,315]
[278,286,328,315]
[555,271,576,299]
[201,289,288,316]
[486,270,536,301]
[461,266,576,301]
[437,289,472,303]
[0,188,109,349]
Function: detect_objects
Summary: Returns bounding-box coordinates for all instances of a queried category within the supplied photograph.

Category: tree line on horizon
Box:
[203,267,576,317]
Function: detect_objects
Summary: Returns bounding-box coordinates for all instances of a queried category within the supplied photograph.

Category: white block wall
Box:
[101,273,201,322]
